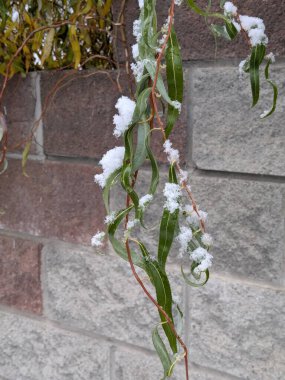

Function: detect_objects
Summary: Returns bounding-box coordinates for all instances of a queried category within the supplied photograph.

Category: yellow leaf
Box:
[23,44,31,72]
[68,25,81,69]
[41,28,55,66]
[22,140,32,177]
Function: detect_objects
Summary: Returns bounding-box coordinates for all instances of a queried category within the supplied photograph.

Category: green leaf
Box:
[0,0,8,31]
[133,120,150,172]
[210,24,231,41]
[157,166,179,270]
[102,168,121,213]
[145,130,159,195]
[165,27,183,138]
[132,87,152,125]
[186,0,228,21]
[144,60,174,106]
[137,242,177,353]
[249,44,266,107]
[121,164,140,212]
[152,325,173,379]
[260,60,278,119]
[108,206,145,268]
[225,21,238,40]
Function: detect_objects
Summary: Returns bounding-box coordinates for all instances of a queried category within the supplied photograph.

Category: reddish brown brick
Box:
[113,0,285,61]
[0,236,42,314]
[0,159,105,244]
[41,70,187,164]
[41,70,128,160]
[0,73,37,154]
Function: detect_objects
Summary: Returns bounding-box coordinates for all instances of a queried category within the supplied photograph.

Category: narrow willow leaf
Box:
[165,27,183,138]
[0,0,8,30]
[137,242,177,353]
[102,168,121,213]
[249,44,266,107]
[133,121,150,172]
[121,164,140,211]
[22,140,32,177]
[181,265,209,287]
[210,24,231,41]
[187,0,228,21]
[132,87,151,124]
[142,0,157,49]
[108,206,145,268]
[157,166,179,270]
[69,24,81,69]
[225,21,238,40]
[152,325,173,379]
[145,131,159,195]
[260,60,278,119]
[41,28,55,66]
[144,60,174,106]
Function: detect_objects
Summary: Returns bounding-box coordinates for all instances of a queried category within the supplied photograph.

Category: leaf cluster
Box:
[0,0,113,77]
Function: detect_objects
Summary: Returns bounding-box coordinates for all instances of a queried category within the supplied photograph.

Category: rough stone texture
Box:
[43,242,185,351]
[110,169,285,285]
[41,70,188,164]
[0,311,110,380]
[191,63,285,176]
[0,236,42,314]
[187,276,285,380]
[0,159,104,244]
[113,0,285,62]
[0,73,37,154]
[113,347,234,380]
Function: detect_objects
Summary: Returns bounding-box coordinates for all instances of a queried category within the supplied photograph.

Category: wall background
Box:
[0,1,284,379]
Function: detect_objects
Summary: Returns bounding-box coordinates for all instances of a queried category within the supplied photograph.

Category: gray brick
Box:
[187,276,285,380]
[43,242,184,351]
[190,174,285,285]
[113,347,235,380]
[110,169,285,285]
[0,310,110,380]
[191,64,285,176]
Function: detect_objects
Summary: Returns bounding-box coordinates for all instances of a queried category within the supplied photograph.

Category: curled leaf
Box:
[260,60,278,119]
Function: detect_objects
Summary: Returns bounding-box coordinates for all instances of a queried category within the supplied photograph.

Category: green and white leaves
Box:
[158,165,179,270]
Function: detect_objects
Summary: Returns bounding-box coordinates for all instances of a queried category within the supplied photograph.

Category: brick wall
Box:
[0,1,284,379]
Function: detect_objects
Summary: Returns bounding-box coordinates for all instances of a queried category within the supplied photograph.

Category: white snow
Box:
[163,183,181,213]
[239,15,268,46]
[201,233,213,246]
[163,139,180,164]
[91,231,105,247]
[132,43,139,60]
[177,226,193,256]
[105,212,116,225]
[113,96,136,138]
[139,194,153,210]
[94,146,125,188]
[223,2,237,16]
